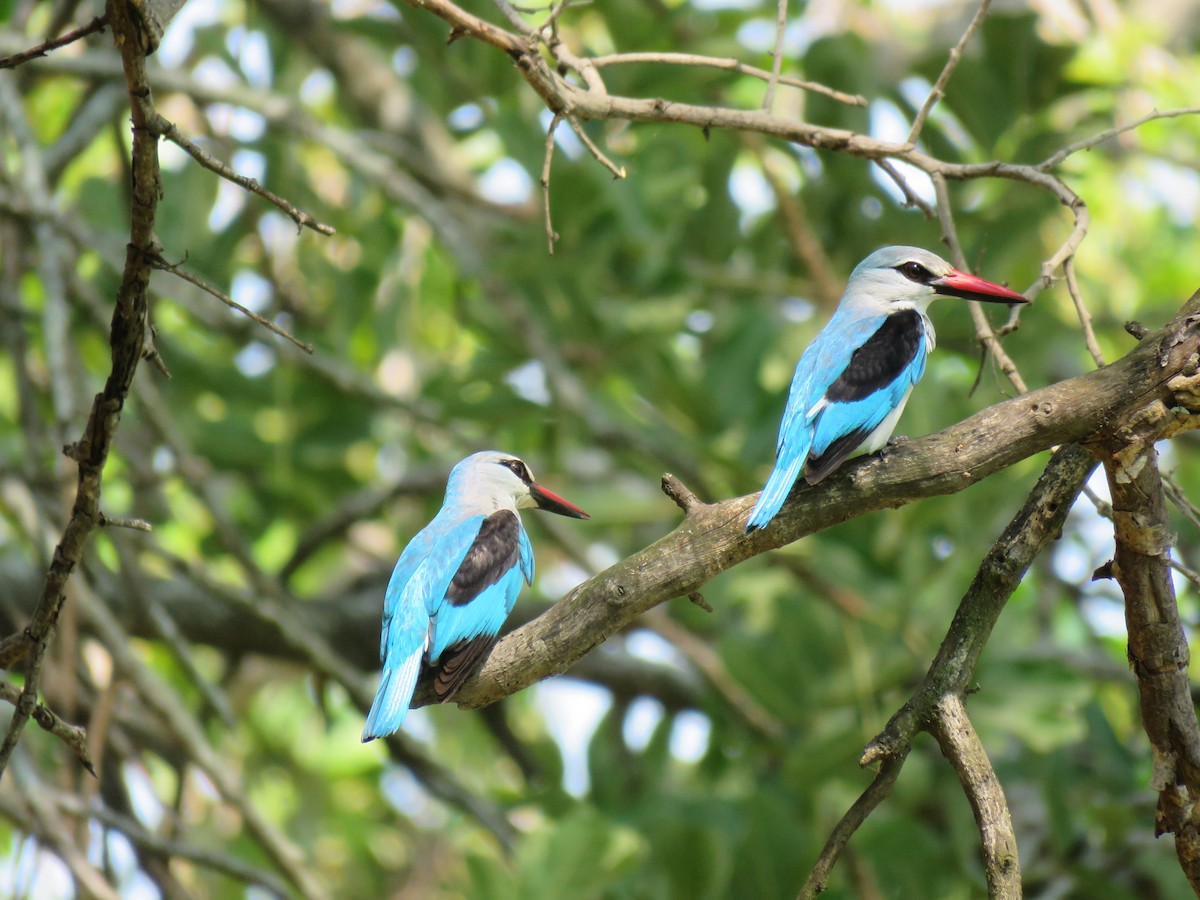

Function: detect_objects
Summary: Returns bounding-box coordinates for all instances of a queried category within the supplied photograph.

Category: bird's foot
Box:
[878,435,909,462]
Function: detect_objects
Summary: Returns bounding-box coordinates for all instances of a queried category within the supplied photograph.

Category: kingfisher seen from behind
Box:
[745,246,1027,533]
[363,451,588,741]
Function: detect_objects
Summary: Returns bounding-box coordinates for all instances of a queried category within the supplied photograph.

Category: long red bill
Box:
[934,269,1027,304]
[530,483,590,519]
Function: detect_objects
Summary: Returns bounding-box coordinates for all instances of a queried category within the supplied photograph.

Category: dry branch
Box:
[419,294,1200,712]
[0,0,166,779]
[0,15,108,69]
[1096,350,1200,890]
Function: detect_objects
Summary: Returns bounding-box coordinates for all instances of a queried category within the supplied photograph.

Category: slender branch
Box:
[0,681,95,776]
[0,0,163,780]
[798,750,908,899]
[541,112,563,253]
[762,0,789,113]
[148,254,315,353]
[565,116,626,178]
[155,116,334,235]
[589,52,867,106]
[1064,255,1106,366]
[872,158,936,218]
[906,0,991,145]
[931,172,1029,394]
[1038,106,1200,171]
[0,15,108,69]
[929,695,1020,898]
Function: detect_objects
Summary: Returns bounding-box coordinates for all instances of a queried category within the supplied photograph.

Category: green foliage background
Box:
[2,0,1200,897]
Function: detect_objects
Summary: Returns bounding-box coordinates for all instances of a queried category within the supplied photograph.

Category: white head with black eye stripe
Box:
[842,246,958,313]
[843,246,1027,313]
[443,450,536,513]
[445,451,590,519]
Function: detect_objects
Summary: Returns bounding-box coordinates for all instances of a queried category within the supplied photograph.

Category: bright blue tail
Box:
[361,647,423,742]
[745,452,805,533]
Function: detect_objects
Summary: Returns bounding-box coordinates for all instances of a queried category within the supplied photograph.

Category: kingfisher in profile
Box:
[745,246,1027,533]
[363,451,588,741]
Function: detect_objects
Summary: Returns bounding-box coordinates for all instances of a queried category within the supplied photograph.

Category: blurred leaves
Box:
[1,0,1199,897]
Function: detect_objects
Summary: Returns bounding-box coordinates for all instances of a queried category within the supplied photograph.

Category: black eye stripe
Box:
[896,261,935,284]
[499,458,533,483]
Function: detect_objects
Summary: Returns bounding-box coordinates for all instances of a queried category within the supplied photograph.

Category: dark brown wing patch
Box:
[433,635,499,700]
[804,427,872,484]
[447,510,521,607]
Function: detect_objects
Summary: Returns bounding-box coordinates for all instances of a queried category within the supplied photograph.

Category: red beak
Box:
[530,483,589,519]
[934,269,1027,305]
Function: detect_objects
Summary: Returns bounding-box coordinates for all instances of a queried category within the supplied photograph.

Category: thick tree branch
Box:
[805,443,1095,895]
[427,294,1200,712]
[1096,348,1200,891]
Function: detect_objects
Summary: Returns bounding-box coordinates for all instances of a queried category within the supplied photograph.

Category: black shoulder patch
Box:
[446,509,522,607]
[825,309,924,403]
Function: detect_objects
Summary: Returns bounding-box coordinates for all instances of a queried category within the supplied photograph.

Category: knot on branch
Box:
[1168,368,1200,410]
[1127,625,1190,679]
[1112,509,1174,556]
[1126,320,1150,340]
[860,704,919,768]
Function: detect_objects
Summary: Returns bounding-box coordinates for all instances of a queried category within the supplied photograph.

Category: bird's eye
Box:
[899,261,932,283]
[499,459,533,483]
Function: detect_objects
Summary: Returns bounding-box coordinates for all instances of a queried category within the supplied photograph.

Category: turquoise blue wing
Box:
[362,513,484,740]
[428,510,533,661]
[746,310,891,531]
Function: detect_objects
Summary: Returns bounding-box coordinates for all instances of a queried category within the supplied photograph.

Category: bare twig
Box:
[798,750,908,899]
[661,472,702,514]
[1064,255,1105,366]
[565,116,626,179]
[1038,106,1200,171]
[156,115,335,235]
[906,0,992,145]
[872,158,936,217]
[541,112,563,254]
[931,172,1029,394]
[762,0,789,113]
[98,513,152,531]
[0,681,95,776]
[0,0,163,780]
[590,52,867,107]
[148,255,315,353]
[0,15,108,69]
